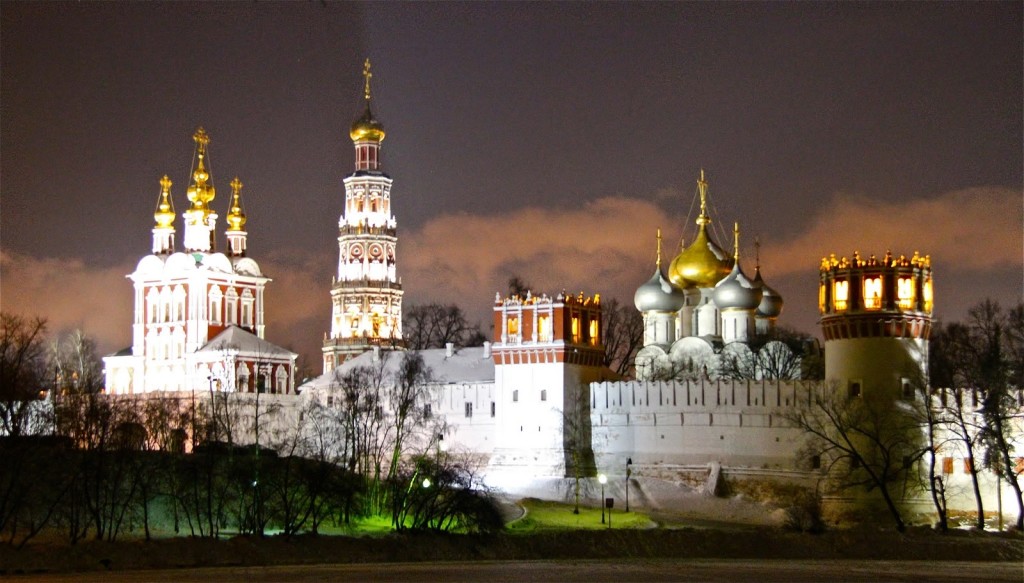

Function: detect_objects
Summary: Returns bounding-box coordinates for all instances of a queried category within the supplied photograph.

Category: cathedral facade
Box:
[633,171,792,382]
[103,128,296,396]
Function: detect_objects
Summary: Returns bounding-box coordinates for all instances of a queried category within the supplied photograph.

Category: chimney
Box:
[482,341,492,358]
[445,342,454,358]
[372,345,381,362]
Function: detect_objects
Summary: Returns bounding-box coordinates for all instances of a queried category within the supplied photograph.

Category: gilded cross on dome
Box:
[187,126,215,210]
[226,176,246,232]
[733,222,741,261]
[154,175,175,228]
[696,169,710,226]
[363,58,373,101]
[193,127,210,150]
[656,228,662,268]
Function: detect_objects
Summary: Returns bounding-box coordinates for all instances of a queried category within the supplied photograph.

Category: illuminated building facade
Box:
[633,171,788,381]
[818,250,934,399]
[103,128,297,395]
[322,59,404,373]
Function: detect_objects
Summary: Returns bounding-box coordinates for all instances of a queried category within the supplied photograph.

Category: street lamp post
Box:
[598,474,607,524]
[626,457,633,512]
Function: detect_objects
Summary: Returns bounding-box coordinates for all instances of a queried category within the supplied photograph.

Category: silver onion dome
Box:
[712,262,762,311]
[753,267,784,317]
[634,268,686,312]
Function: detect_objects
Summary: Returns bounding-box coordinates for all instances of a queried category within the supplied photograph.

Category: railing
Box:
[323,336,405,348]
[332,279,403,291]
[338,225,397,237]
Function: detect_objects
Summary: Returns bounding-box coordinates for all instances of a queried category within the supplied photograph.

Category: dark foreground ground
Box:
[1,527,1021,578]
[10,559,1024,583]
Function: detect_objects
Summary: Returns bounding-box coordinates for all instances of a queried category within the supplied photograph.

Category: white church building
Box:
[103,128,297,396]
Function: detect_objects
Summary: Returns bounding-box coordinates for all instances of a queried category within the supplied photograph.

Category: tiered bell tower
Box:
[323,59,404,373]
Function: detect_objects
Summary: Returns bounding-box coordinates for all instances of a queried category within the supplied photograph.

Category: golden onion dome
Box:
[350,106,386,143]
[186,127,215,210]
[153,175,175,228]
[667,170,733,288]
[668,223,733,288]
[350,58,385,143]
[225,177,247,232]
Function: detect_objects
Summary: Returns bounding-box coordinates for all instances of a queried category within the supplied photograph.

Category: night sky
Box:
[2,2,1021,371]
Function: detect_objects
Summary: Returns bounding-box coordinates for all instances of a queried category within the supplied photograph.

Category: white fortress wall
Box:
[589,379,813,470]
[429,380,498,455]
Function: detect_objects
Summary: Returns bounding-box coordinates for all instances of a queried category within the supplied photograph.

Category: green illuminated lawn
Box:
[507,498,655,531]
[314,514,396,536]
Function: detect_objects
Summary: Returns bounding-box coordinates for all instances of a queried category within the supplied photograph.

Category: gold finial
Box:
[363,58,373,101]
[656,228,662,268]
[754,236,761,269]
[154,175,175,228]
[194,127,210,150]
[733,222,740,261]
[226,176,246,231]
[187,127,215,210]
[696,169,710,226]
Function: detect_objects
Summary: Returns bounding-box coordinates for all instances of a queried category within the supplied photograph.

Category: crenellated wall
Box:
[435,377,821,475]
[588,379,815,470]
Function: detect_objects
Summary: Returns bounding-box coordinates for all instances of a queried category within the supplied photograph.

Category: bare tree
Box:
[602,298,644,378]
[507,275,531,297]
[402,303,485,350]
[932,301,1024,530]
[909,374,951,531]
[786,382,923,532]
[561,384,595,513]
[0,313,48,437]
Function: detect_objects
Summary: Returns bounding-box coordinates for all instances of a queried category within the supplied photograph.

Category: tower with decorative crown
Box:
[103,127,296,396]
[487,291,607,482]
[819,251,933,399]
[322,59,404,373]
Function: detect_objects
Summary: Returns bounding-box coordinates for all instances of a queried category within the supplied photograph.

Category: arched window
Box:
[236,363,250,393]
[897,277,915,310]
[146,329,157,360]
[209,287,223,324]
[241,289,255,328]
[507,316,519,343]
[537,315,551,342]
[863,277,882,309]
[225,288,239,325]
[159,287,172,322]
[147,289,160,324]
[173,285,186,321]
[172,327,185,359]
[275,365,288,395]
[833,280,849,311]
[159,329,171,360]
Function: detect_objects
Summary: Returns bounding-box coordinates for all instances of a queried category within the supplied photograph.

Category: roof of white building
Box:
[301,346,495,392]
[198,325,297,360]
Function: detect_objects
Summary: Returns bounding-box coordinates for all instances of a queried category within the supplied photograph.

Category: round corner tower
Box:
[819,250,933,400]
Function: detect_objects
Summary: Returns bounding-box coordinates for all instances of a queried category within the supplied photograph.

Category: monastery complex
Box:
[100,60,1016,520]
